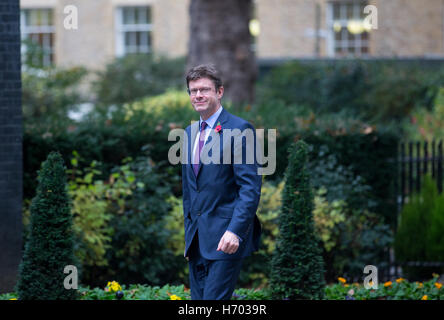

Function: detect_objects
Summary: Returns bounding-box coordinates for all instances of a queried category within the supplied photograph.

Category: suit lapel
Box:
[195,108,230,178]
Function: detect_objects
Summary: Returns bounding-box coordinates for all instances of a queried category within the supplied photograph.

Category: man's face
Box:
[188,78,224,115]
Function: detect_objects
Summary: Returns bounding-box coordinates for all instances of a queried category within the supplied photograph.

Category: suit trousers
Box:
[188,231,243,300]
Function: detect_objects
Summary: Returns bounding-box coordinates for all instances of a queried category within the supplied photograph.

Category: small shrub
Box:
[269,140,326,299]
[17,152,78,300]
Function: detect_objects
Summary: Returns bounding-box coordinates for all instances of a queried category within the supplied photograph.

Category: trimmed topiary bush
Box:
[17,151,78,300]
[269,140,326,299]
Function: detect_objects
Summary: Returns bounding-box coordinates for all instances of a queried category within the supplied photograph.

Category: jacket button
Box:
[197,211,201,216]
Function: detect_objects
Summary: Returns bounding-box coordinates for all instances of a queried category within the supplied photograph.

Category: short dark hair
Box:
[186,64,223,91]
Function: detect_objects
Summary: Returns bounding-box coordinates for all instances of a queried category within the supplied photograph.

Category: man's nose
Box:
[195,89,203,97]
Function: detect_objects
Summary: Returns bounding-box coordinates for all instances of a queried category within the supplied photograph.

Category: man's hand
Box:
[217,230,239,254]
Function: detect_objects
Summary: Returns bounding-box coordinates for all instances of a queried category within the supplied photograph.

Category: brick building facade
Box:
[19,0,444,71]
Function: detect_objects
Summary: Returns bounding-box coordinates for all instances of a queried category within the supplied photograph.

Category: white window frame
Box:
[20,8,55,67]
[115,6,153,57]
[326,1,370,57]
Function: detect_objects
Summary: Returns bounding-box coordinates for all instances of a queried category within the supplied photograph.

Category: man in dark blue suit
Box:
[182,64,262,300]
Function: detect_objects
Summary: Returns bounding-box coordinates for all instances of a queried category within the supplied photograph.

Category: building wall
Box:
[153,0,189,58]
[256,0,444,59]
[371,0,444,57]
[55,0,115,69]
[257,0,312,58]
[19,0,444,70]
[20,0,189,70]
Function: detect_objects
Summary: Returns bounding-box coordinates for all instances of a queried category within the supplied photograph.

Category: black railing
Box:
[399,140,443,208]
[389,140,444,280]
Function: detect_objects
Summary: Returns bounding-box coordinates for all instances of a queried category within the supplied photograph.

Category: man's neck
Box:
[200,104,221,121]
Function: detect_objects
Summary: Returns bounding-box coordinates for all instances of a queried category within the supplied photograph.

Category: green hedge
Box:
[22,89,399,288]
[23,90,193,200]
[256,59,444,123]
[266,130,399,227]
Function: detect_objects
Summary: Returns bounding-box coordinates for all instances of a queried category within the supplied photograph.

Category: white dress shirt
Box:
[192,105,223,161]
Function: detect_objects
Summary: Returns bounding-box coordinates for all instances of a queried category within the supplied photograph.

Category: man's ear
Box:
[217,86,224,99]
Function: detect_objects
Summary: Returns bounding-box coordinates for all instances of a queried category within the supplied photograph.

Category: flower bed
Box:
[1,275,442,300]
[326,274,443,300]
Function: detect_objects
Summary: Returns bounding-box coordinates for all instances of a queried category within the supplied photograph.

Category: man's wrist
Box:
[227,230,242,242]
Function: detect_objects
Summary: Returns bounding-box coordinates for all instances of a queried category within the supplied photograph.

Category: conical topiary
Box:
[17,151,78,300]
[269,140,326,299]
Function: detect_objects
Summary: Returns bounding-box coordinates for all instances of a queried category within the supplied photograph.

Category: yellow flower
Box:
[338,277,346,284]
[435,283,442,290]
[170,294,182,300]
[9,298,17,300]
[106,281,122,293]
[384,281,392,287]
[421,295,428,300]
[396,278,404,283]
[417,282,423,288]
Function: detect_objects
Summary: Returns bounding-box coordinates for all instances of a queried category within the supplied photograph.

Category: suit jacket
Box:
[182,108,262,260]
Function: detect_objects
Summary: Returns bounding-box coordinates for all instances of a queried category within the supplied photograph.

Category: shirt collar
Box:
[200,106,223,131]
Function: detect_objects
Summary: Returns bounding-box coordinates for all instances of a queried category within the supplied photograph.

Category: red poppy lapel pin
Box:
[214,121,222,133]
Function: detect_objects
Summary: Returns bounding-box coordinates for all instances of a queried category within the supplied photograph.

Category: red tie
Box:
[194,121,207,176]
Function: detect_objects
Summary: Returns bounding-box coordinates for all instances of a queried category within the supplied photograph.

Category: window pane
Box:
[360,3,366,19]
[24,10,30,26]
[335,27,342,41]
[30,10,37,26]
[47,9,53,26]
[353,3,361,19]
[23,9,53,26]
[123,6,151,25]
[140,31,149,46]
[41,9,48,26]
[120,6,152,56]
[137,7,146,24]
[125,32,137,46]
[137,7,151,24]
[362,31,369,40]
[333,4,340,19]
[348,30,355,41]
[123,7,136,24]
[330,1,369,57]
[346,4,353,19]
